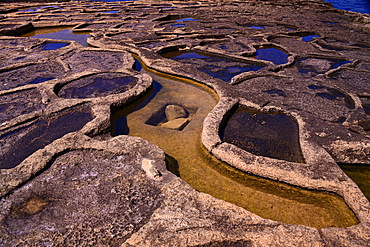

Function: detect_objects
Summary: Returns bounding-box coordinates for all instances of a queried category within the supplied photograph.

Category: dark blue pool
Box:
[325,0,370,14]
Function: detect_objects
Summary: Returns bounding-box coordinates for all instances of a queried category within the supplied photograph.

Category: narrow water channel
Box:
[111,59,358,229]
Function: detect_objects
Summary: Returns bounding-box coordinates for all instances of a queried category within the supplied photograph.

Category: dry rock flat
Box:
[0,0,370,246]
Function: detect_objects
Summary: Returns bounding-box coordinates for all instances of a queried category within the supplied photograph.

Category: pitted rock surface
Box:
[0,0,370,246]
[0,88,46,124]
[0,139,164,246]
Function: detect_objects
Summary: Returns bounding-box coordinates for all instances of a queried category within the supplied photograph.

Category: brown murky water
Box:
[111,58,358,229]
[340,164,370,201]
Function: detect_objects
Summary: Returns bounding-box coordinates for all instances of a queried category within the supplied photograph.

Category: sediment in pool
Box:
[220,106,305,163]
[0,104,94,169]
[56,72,137,99]
[339,163,370,200]
[110,59,358,229]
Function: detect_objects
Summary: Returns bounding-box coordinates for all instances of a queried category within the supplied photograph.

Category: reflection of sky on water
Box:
[29,30,90,47]
[165,51,264,82]
[18,6,58,12]
[255,47,289,65]
[302,35,319,42]
[325,0,370,14]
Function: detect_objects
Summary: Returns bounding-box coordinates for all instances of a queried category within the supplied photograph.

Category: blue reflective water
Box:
[302,35,319,42]
[331,60,351,69]
[30,77,54,84]
[255,47,289,65]
[297,58,351,74]
[325,0,370,14]
[163,51,264,82]
[175,18,200,22]
[172,52,209,60]
[249,26,265,30]
[30,30,90,47]
[133,58,143,72]
[308,85,325,90]
[113,80,162,136]
[41,43,69,50]
[104,10,119,13]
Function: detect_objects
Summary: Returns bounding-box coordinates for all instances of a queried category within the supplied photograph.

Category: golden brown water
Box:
[111,59,358,229]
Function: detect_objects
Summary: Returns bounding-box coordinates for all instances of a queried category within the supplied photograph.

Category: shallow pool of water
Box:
[162,50,264,82]
[41,42,69,50]
[175,18,200,22]
[110,59,358,228]
[21,27,91,47]
[297,58,351,75]
[255,46,289,65]
[103,10,119,13]
[302,35,319,42]
[0,105,93,169]
[249,26,265,29]
[57,73,137,99]
[221,106,305,163]
[339,164,370,200]
[29,77,55,84]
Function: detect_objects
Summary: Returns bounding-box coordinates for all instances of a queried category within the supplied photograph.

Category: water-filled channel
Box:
[111,58,358,229]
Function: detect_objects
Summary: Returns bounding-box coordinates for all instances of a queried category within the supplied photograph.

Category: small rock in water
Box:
[165,104,188,121]
[160,117,190,130]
